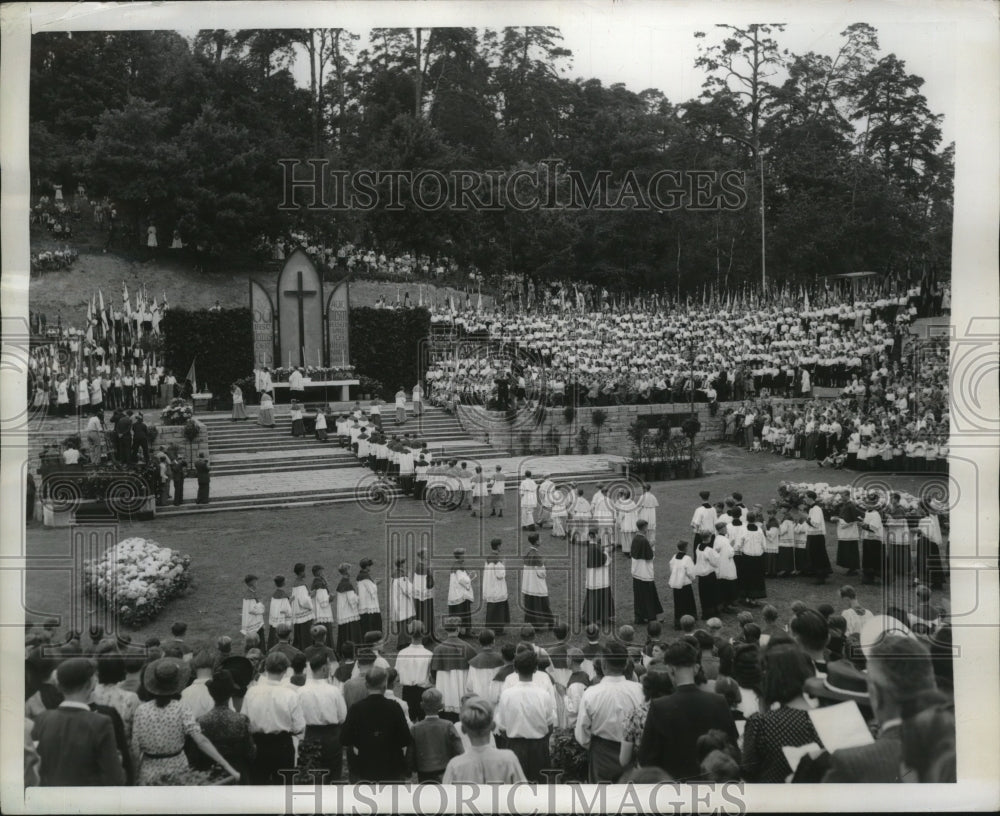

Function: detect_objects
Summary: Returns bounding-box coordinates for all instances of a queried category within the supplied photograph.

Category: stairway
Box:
[197,406,505,477]
[153,404,619,516]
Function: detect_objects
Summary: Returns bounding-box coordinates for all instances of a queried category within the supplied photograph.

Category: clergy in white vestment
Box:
[637,484,659,544]
[429,617,478,716]
[519,471,539,530]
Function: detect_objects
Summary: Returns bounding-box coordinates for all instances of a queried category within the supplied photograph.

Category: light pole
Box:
[720,133,766,291]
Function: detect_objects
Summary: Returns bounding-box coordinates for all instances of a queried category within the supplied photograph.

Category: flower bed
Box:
[777,481,922,514]
[83,537,193,628]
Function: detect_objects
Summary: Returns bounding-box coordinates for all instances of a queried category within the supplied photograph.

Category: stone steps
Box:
[154,466,614,517]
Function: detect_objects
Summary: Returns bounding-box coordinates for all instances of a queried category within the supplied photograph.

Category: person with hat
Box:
[740,642,823,782]
[30,657,126,786]
[132,657,241,784]
[412,548,435,636]
[447,549,476,638]
[335,563,362,653]
[521,533,554,630]
[483,539,510,634]
[573,640,644,782]
[803,658,873,720]
[357,558,383,637]
[218,655,255,712]
[195,670,256,783]
[442,696,526,784]
[637,640,738,781]
[389,556,416,635]
[823,634,940,782]
[242,651,306,783]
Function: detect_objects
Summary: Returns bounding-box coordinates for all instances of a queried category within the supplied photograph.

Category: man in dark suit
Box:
[30,658,126,786]
[823,634,939,783]
[340,666,411,782]
[195,453,210,504]
[637,640,738,781]
[114,411,133,463]
[130,412,150,464]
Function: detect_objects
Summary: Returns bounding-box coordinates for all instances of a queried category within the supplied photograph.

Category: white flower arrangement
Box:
[83,537,192,628]
[777,481,923,515]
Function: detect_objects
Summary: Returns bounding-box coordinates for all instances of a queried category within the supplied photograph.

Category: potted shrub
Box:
[545,427,561,456]
[563,404,575,425]
[576,426,590,455]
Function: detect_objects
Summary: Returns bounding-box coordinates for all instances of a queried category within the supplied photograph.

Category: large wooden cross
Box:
[283,270,317,365]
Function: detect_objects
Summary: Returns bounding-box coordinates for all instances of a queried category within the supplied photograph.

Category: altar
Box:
[271,379,359,403]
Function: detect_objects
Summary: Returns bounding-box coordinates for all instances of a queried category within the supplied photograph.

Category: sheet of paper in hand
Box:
[808,701,875,753]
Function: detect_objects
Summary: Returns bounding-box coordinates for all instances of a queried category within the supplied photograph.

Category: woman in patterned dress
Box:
[740,643,823,783]
[131,658,240,784]
[618,669,675,771]
[195,671,255,784]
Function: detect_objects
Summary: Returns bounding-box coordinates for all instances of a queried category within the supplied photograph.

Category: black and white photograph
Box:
[1,1,997,813]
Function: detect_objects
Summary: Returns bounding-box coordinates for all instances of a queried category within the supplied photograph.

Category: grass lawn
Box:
[23,453,948,652]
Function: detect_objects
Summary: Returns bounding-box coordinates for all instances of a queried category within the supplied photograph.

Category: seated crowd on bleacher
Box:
[423,291,931,411]
[720,335,948,471]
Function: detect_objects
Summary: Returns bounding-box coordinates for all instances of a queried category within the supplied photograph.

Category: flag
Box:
[804,288,810,313]
[477,290,482,312]
[185,357,197,394]
[418,284,424,308]
[122,280,129,307]
[99,290,109,334]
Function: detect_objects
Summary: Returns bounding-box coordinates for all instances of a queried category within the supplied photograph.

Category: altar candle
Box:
[341,350,345,367]
[289,350,292,368]
[318,349,321,368]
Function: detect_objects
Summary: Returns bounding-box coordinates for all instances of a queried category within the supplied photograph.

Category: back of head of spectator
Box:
[500,643,516,663]
[459,696,495,744]
[865,634,938,728]
[365,665,389,691]
[679,615,696,634]
[701,749,741,782]
[901,696,956,782]
[759,642,814,707]
[761,604,779,626]
[421,687,444,717]
[479,629,495,648]
[790,608,830,657]
[617,624,635,644]
[742,623,762,645]
[170,622,187,639]
[264,651,289,677]
[513,648,538,678]
[713,676,742,710]
[601,641,629,676]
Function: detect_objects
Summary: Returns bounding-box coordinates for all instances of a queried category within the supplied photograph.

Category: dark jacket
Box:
[637,684,739,781]
[195,459,210,484]
[341,693,411,782]
[31,704,127,786]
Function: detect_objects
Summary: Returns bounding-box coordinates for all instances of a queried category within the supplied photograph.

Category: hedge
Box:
[161,306,431,404]
[349,307,431,400]
[161,309,254,401]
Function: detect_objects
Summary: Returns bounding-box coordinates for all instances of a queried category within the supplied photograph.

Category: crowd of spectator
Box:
[721,336,948,471]
[24,582,955,787]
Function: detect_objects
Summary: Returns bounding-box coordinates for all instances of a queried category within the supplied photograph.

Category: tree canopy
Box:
[30,24,952,291]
